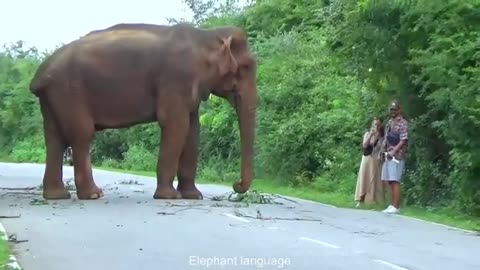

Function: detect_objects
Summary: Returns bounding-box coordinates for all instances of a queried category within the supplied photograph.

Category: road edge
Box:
[270,191,478,234]
[282,195,478,235]
[0,222,22,270]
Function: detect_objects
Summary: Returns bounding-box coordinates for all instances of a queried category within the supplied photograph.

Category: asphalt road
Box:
[0,162,479,270]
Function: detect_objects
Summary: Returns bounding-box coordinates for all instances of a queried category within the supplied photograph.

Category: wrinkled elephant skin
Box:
[29,23,257,200]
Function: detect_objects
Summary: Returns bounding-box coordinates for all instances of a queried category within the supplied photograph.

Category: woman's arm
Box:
[362,131,372,148]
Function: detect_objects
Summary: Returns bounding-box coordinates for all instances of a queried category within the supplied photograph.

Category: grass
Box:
[0,155,12,267]
[97,166,480,232]
[0,234,10,270]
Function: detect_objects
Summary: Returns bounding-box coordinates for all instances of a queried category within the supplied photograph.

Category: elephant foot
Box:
[177,185,203,200]
[43,186,71,200]
[153,186,182,199]
[76,184,104,200]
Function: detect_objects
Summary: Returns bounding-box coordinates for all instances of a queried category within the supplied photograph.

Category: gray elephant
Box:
[29,23,257,200]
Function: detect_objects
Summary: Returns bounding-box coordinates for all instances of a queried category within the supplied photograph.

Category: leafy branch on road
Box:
[64,178,76,191]
[210,190,298,206]
[29,198,48,205]
[116,179,144,185]
[33,178,76,192]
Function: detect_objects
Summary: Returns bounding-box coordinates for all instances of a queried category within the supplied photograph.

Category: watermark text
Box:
[189,256,292,268]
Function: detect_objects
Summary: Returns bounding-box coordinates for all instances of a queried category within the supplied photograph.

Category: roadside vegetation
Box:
[0,0,479,231]
[0,236,9,269]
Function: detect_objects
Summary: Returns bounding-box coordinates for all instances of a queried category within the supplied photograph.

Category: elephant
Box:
[29,22,257,200]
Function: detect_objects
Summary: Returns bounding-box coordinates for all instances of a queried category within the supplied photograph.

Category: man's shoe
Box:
[382,205,393,212]
[383,205,400,214]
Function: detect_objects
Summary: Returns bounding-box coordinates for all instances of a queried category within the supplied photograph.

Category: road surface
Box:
[0,162,479,270]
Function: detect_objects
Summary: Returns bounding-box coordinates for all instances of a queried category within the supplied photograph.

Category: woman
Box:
[354,117,385,207]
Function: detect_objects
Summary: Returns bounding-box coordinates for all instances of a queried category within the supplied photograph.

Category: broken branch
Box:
[157,207,210,215]
[272,194,300,204]
[0,187,36,190]
[233,211,322,222]
[0,215,21,219]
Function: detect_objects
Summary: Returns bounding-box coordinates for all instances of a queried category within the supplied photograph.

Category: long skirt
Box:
[354,154,384,204]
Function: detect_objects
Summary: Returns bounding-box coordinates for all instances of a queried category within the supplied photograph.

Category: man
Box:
[63,147,73,166]
[381,100,408,214]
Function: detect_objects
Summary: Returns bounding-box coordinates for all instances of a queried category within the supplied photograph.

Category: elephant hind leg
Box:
[40,100,71,200]
[40,85,102,200]
[69,121,103,200]
[176,111,203,200]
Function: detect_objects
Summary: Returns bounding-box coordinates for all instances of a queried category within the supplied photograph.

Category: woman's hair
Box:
[372,117,385,137]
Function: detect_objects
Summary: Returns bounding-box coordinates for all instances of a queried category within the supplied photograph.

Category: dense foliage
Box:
[0,0,479,216]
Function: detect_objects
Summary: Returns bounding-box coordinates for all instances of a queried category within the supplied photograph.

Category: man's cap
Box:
[389,101,400,109]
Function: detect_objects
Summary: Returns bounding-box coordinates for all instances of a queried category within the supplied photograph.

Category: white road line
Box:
[373,259,409,270]
[223,213,250,223]
[299,237,341,249]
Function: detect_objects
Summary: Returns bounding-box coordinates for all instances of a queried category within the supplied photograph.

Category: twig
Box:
[0,215,20,219]
[165,202,205,207]
[233,211,322,222]
[157,212,176,216]
[8,239,28,243]
[173,207,210,213]
[2,192,41,196]
[0,187,36,191]
[8,234,29,243]
[271,194,300,204]
[157,207,210,215]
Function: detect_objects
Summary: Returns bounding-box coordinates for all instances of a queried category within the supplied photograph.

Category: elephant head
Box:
[199,27,257,194]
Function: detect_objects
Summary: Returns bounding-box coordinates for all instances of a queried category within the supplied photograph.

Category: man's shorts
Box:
[381,159,405,182]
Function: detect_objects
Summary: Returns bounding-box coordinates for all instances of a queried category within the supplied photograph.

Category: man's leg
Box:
[382,160,404,213]
[380,161,392,208]
[387,181,394,203]
[391,182,401,209]
[381,160,400,213]
[392,160,405,209]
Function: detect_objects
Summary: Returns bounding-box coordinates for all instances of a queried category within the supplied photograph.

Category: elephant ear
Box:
[216,35,238,76]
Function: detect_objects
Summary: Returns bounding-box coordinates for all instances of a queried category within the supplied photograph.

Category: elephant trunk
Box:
[231,73,257,194]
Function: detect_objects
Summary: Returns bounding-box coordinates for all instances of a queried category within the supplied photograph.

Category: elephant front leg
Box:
[176,111,203,200]
[154,110,190,200]
[40,102,71,200]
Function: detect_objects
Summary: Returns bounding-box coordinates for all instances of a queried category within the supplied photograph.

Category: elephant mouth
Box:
[225,91,241,110]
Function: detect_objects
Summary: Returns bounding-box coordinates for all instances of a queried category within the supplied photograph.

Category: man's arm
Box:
[392,140,406,154]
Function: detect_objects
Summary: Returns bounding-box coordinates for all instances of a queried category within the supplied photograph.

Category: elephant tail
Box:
[29,69,51,97]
